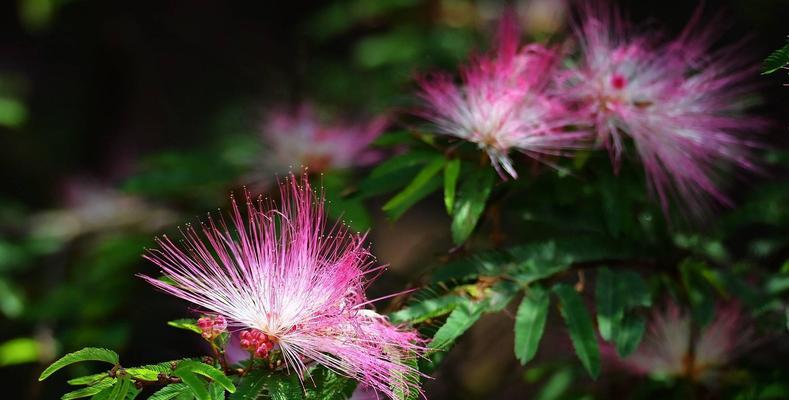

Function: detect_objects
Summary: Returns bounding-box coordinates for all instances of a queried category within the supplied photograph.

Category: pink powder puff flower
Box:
[140,176,422,398]
[261,104,387,173]
[417,13,587,179]
[617,302,751,383]
[560,2,764,216]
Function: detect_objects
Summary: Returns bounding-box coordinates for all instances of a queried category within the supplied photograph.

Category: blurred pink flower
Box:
[616,302,751,382]
[30,177,175,241]
[261,104,387,173]
[560,2,763,216]
[417,13,587,179]
[141,176,422,398]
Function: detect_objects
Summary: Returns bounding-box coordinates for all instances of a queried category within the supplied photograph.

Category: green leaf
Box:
[553,284,600,379]
[39,348,120,381]
[618,271,651,308]
[429,249,512,284]
[70,361,181,386]
[68,373,108,386]
[208,382,226,400]
[763,39,789,74]
[123,152,241,198]
[175,361,235,393]
[126,368,161,381]
[481,281,519,312]
[0,337,40,367]
[149,384,192,400]
[167,319,202,334]
[595,267,618,341]
[596,267,650,356]
[174,370,209,400]
[129,360,183,374]
[429,300,484,351]
[451,167,495,244]
[322,174,372,231]
[104,377,132,400]
[680,259,716,326]
[371,131,418,147]
[509,237,634,281]
[392,354,420,400]
[389,295,465,324]
[125,387,142,399]
[174,392,195,400]
[0,96,28,128]
[444,158,461,214]
[382,157,445,219]
[304,367,358,400]
[229,370,267,400]
[61,378,115,399]
[535,368,573,400]
[514,286,550,365]
[266,374,303,400]
[614,314,647,357]
[358,151,439,198]
[90,385,115,400]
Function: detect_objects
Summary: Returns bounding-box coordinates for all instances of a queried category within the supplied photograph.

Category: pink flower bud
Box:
[197,315,227,340]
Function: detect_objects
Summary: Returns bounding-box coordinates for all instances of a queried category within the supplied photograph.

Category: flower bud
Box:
[197,315,227,340]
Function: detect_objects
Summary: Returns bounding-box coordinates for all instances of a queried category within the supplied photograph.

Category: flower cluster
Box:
[418,3,761,215]
[196,315,227,340]
[141,176,422,398]
[239,329,276,359]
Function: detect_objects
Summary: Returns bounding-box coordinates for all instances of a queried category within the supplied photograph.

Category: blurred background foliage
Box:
[1,0,789,399]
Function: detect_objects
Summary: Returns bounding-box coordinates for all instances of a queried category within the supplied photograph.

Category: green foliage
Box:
[123,151,242,201]
[61,378,115,399]
[358,151,439,198]
[229,370,268,400]
[679,259,718,325]
[148,384,192,400]
[382,156,445,219]
[108,377,132,400]
[230,367,357,400]
[321,172,372,231]
[389,295,465,324]
[304,367,358,400]
[173,360,236,400]
[450,166,495,245]
[392,356,420,400]
[763,38,789,74]
[265,373,304,400]
[167,319,202,334]
[0,337,39,366]
[39,348,120,381]
[430,236,633,285]
[429,300,484,351]
[0,96,27,128]
[514,286,550,365]
[531,367,574,400]
[553,284,600,379]
[443,158,461,214]
[174,369,210,400]
[596,268,651,356]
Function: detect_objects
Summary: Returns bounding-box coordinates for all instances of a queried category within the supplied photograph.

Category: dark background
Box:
[1,0,788,398]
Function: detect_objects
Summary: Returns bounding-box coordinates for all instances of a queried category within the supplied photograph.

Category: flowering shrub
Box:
[16,1,789,399]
